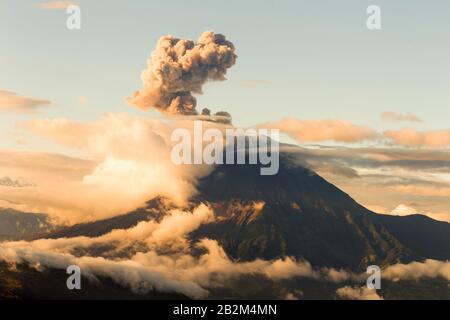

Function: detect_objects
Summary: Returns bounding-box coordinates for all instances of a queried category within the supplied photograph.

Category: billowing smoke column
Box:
[128,31,237,115]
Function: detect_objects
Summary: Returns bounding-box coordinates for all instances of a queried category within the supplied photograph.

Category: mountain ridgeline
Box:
[0,209,57,241]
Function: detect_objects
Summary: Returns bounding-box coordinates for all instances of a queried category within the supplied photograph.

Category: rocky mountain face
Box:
[189,154,449,270]
[43,153,450,271]
[0,208,57,241]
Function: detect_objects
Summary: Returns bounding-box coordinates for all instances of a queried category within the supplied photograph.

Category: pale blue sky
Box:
[2,0,450,152]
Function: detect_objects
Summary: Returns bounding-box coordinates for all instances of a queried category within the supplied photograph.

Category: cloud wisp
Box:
[260,118,378,143]
[385,128,450,148]
[39,1,79,10]
[381,112,422,123]
[260,117,450,149]
[0,90,50,113]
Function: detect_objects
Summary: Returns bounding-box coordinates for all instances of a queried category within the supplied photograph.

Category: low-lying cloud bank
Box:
[0,206,283,298]
[337,259,450,300]
[337,286,383,300]
[0,205,353,298]
[0,205,448,299]
[383,259,450,282]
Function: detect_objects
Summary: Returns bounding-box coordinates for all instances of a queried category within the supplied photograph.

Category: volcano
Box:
[45,152,450,271]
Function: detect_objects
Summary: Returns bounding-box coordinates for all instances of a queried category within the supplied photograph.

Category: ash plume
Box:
[128,31,237,115]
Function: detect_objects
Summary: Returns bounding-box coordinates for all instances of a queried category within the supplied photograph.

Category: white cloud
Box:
[337,286,383,300]
[383,259,450,282]
[391,204,417,216]
[5,114,220,223]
